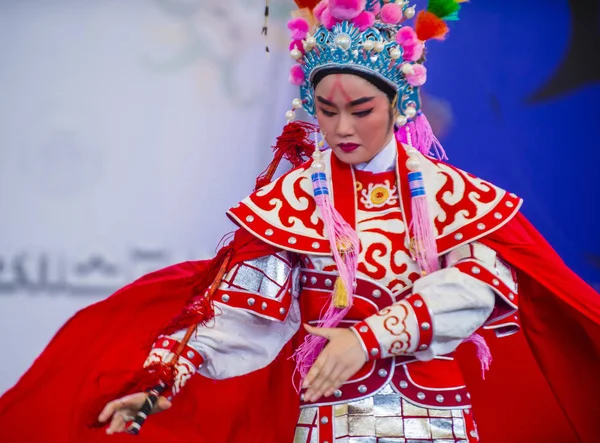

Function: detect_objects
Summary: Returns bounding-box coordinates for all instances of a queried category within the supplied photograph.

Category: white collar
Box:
[354,136,397,173]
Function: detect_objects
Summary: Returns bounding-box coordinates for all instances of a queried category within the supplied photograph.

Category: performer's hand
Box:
[302,324,367,403]
[98,392,172,435]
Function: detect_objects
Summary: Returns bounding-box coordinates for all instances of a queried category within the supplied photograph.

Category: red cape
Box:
[0,214,598,442]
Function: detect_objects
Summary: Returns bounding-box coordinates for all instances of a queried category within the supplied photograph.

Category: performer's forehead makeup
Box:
[317,75,375,108]
[327,74,353,102]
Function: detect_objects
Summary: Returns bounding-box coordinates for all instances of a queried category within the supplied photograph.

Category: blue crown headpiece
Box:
[300,20,420,117]
[286,0,464,125]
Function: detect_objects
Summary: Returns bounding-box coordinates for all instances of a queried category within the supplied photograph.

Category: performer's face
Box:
[314,73,394,165]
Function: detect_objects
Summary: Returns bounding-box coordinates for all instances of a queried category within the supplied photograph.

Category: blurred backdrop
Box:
[0,0,598,394]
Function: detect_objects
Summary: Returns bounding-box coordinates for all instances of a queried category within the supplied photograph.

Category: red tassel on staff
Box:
[161,245,234,336]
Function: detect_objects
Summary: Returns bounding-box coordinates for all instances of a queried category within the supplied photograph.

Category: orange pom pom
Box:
[415,10,450,41]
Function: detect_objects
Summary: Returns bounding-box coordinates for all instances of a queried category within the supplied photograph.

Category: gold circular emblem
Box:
[370,186,390,205]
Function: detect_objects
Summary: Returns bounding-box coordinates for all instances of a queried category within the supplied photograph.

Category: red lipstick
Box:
[338,143,359,153]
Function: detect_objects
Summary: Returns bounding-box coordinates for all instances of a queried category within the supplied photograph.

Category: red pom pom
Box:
[415,10,449,41]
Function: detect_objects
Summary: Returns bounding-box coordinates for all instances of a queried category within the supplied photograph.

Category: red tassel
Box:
[255,121,318,190]
[415,10,450,41]
[161,245,234,335]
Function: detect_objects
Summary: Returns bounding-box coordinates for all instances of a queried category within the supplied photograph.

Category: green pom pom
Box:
[443,8,461,21]
[427,0,460,19]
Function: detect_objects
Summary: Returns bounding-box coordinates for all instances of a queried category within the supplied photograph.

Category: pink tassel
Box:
[395,113,447,160]
[292,136,359,389]
[463,333,493,379]
[404,125,440,275]
[410,192,440,275]
[413,113,447,160]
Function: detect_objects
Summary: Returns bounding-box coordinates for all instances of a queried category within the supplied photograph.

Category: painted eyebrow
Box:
[316,96,375,107]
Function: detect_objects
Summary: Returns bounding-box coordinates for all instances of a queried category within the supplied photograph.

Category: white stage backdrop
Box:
[0,0,297,394]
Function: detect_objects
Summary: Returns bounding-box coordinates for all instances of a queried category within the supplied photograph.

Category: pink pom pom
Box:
[401,38,424,62]
[380,3,403,24]
[405,64,427,87]
[320,8,339,29]
[313,0,329,22]
[290,65,305,86]
[329,0,366,20]
[396,26,417,45]
[289,39,306,55]
[352,11,375,31]
[288,17,310,40]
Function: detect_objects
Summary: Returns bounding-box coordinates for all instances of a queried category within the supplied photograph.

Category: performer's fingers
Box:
[303,354,328,388]
[98,399,119,423]
[305,360,338,402]
[106,411,126,435]
[304,324,335,340]
[155,396,172,412]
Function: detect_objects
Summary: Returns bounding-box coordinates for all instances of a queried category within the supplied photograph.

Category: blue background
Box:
[423,0,600,287]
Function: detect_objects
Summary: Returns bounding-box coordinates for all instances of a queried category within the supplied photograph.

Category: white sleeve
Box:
[175,296,301,379]
[412,267,495,360]
[144,252,301,397]
[350,266,495,362]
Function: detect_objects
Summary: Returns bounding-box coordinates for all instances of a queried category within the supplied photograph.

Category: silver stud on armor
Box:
[417,392,426,400]
[312,242,320,249]
[436,395,444,403]
[288,237,297,244]
[320,416,329,424]
[359,326,368,333]
[370,348,379,356]
[400,381,408,388]
[372,289,381,298]
[246,215,254,222]
[310,276,317,284]
[187,351,195,359]
[221,294,230,302]
[477,223,485,230]
[419,344,428,351]
[421,322,430,331]
[358,385,367,393]
[413,299,423,308]
[279,307,286,315]
[454,233,463,241]
[325,278,333,287]
[471,266,481,275]
[378,369,388,377]
[265,229,274,236]
[247,298,255,306]
[334,389,342,398]
[261,302,268,310]
[455,394,462,402]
